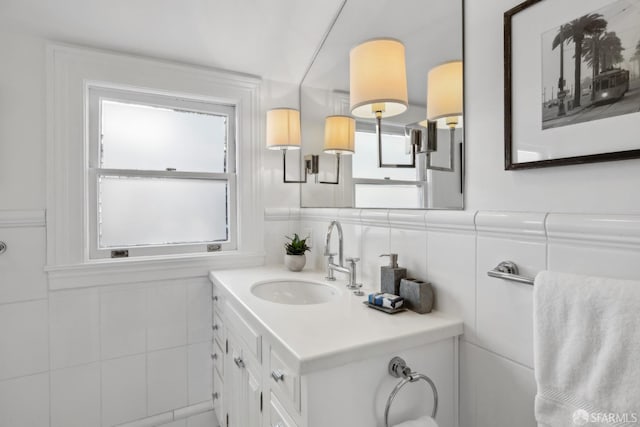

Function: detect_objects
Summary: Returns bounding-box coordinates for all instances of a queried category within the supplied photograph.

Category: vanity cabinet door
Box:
[225,332,263,427]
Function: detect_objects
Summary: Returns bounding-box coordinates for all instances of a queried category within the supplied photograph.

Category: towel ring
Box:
[384,357,438,427]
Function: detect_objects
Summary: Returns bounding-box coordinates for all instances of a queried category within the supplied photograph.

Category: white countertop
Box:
[209,266,463,375]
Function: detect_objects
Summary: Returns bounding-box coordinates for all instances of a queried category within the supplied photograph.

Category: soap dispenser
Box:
[379,254,407,295]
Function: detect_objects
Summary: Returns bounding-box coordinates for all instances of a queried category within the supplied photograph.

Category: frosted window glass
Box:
[355,184,422,209]
[352,132,416,180]
[99,176,228,248]
[101,100,228,173]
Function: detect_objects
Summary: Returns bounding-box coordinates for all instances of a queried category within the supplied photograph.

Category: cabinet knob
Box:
[234,357,245,368]
[213,296,219,301]
[271,369,285,382]
[211,353,218,360]
[213,392,219,400]
[212,324,219,331]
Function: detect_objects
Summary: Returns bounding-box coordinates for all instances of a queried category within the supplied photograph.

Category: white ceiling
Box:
[0,0,344,83]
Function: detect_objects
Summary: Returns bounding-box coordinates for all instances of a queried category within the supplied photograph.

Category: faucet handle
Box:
[346,257,360,264]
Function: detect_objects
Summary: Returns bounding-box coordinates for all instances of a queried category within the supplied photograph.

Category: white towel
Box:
[392,415,438,427]
[534,271,640,427]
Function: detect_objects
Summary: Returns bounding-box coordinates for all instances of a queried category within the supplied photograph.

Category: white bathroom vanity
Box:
[209,267,463,427]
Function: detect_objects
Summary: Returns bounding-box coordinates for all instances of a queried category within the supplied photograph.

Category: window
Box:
[87,86,236,258]
[351,124,427,208]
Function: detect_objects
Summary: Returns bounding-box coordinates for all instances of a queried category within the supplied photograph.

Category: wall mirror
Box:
[298,0,465,209]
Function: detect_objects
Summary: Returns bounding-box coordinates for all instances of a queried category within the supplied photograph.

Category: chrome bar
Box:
[487,261,535,286]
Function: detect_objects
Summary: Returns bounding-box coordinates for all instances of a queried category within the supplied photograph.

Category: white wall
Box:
[465,0,640,214]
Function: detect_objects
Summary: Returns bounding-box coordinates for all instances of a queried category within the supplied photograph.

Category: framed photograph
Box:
[504,0,640,169]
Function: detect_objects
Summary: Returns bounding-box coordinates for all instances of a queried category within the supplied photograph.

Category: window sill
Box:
[46,251,265,290]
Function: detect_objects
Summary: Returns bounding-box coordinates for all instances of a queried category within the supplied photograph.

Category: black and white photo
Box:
[541,0,640,130]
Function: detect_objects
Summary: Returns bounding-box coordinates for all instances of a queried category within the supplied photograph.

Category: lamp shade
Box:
[426,60,463,122]
[266,108,301,150]
[323,115,355,154]
[349,39,408,119]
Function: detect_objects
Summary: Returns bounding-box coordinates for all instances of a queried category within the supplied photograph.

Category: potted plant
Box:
[284,233,310,272]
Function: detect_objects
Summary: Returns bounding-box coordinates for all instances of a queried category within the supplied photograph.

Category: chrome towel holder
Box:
[384,357,438,427]
[487,261,535,286]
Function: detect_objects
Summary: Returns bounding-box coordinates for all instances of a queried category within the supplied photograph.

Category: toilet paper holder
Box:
[384,357,438,427]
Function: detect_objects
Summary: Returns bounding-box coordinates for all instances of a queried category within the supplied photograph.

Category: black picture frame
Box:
[504,0,640,170]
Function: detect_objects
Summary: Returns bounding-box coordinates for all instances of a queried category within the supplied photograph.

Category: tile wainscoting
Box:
[0,210,216,427]
[265,207,640,427]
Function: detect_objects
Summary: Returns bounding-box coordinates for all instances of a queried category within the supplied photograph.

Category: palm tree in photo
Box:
[566,13,608,107]
[599,32,624,70]
[552,25,571,115]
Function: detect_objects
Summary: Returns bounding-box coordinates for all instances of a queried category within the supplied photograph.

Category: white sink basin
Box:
[251,280,340,305]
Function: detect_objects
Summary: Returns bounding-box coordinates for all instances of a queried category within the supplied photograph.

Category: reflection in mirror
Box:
[299,0,464,209]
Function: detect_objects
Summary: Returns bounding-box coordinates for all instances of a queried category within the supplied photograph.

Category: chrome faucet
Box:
[324,220,361,290]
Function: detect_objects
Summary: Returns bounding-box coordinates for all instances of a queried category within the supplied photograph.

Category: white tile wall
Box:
[49,289,100,369]
[147,283,188,351]
[187,342,213,404]
[0,299,49,380]
[0,373,49,427]
[426,226,477,341]
[187,279,213,344]
[51,363,101,427]
[102,354,147,426]
[148,347,188,416]
[468,344,537,427]
[101,287,147,359]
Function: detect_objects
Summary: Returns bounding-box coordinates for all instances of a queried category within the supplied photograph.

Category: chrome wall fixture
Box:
[384,357,438,427]
[487,261,535,285]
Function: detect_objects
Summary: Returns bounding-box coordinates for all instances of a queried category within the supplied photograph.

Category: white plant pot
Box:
[284,254,306,272]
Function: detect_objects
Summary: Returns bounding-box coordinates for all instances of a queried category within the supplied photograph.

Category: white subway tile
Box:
[101,287,147,359]
[0,227,47,304]
[264,221,289,266]
[426,230,477,341]
[0,373,49,427]
[360,225,390,286]
[147,284,187,351]
[476,236,545,368]
[187,342,212,404]
[187,279,213,344]
[0,299,48,380]
[148,347,188,416]
[51,363,101,427]
[467,344,537,427]
[49,289,100,369]
[102,354,147,427]
[390,228,427,281]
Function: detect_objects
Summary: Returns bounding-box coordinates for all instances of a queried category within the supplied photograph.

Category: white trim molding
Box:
[46,43,264,285]
[0,210,46,228]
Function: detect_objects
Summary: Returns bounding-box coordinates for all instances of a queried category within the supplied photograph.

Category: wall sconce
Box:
[420,60,463,172]
[320,115,355,184]
[266,108,310,183]
[266,109,355,184]
[349,38,408,151]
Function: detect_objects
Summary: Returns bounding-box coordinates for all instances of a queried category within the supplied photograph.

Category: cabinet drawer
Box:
[225,302,261,361]
[213,367,224,427]
[269,393,298,427]
[213,339,224,378]
[269,348,300,413]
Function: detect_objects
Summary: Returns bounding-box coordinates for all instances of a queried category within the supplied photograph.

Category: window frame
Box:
[86,85,238,259]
